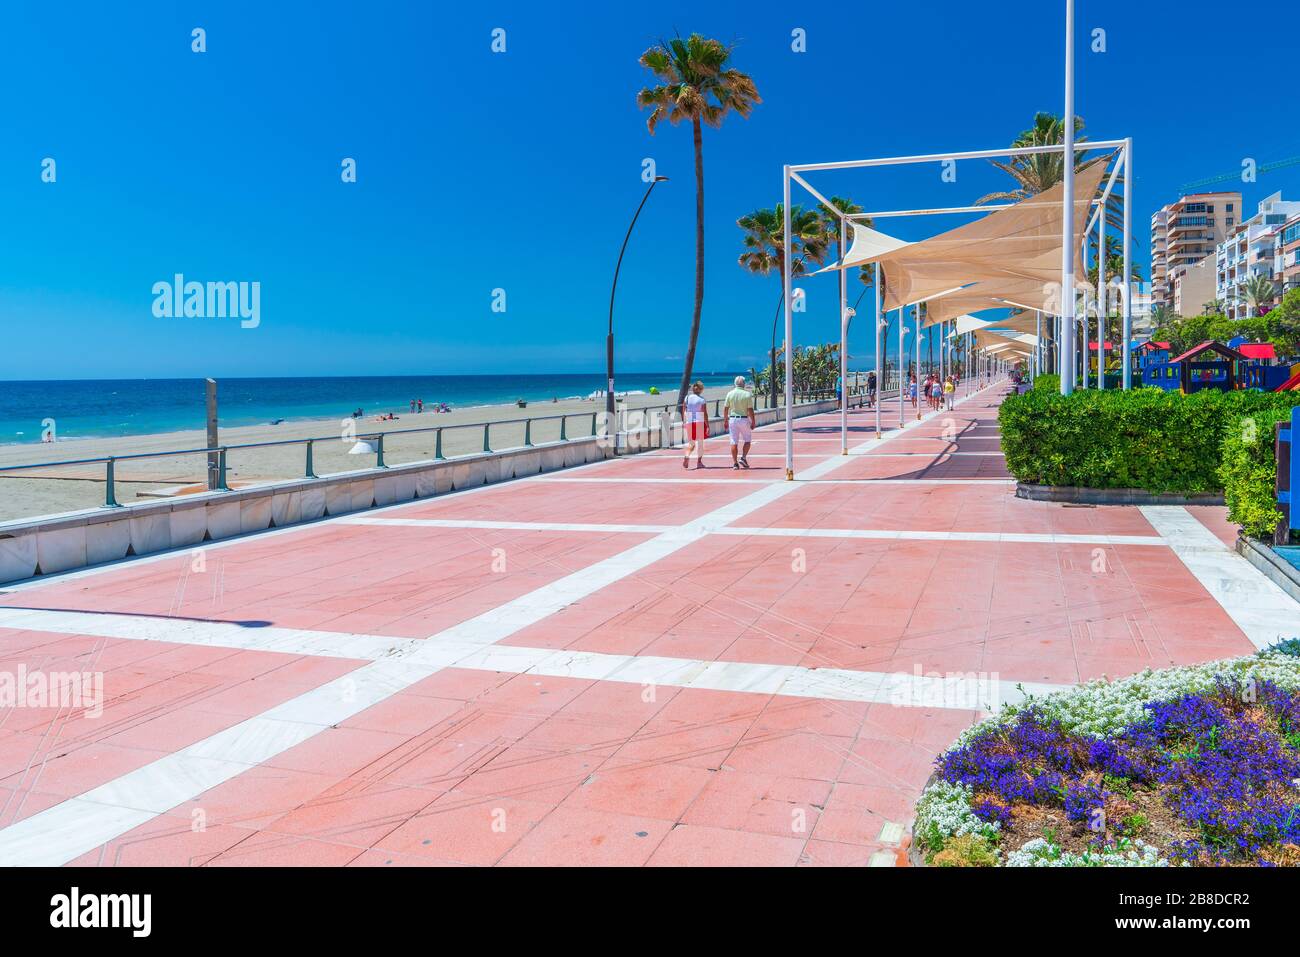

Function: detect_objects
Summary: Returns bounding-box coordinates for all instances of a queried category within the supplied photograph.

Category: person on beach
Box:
[417,399,423,413]
[723,375,756,470]
[681,380,708,469]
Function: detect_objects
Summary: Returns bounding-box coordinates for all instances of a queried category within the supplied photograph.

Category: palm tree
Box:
[737,205,828,406]
[1241,274,1278,317]
[638,34,761,409]
[976,112,1121,229]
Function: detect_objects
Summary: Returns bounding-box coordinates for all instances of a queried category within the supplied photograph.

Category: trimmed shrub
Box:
[999,388,1300,514]
[1219,406,1293,538]
[1031,373,1060,393]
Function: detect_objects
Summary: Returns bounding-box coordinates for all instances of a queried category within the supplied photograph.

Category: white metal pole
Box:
[839,216,848,455]
[1060,0,1076,396]
[874,262,882,439]
[1097,207,1106,389]
[898,309,906,427]
[1035,310,1042,382]
[1121,138,1133,390]
[915,304,922,420]
[783,170,794,481]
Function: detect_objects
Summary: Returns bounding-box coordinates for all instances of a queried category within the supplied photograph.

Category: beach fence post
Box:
[524,419,533,447]
[375,434,386,468]
[590,412,597,437]
[434,428,445,460]
[205,378,220,491]
[483,424,492,453]
[559,417,567,441]
[104,457,120,508]
[305,440,317,478]
[216,448,229,491]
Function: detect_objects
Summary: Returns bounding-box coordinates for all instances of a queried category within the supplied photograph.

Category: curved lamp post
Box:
[607,176,669,419]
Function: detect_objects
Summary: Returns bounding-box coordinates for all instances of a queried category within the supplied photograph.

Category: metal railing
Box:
[0,389,846,512]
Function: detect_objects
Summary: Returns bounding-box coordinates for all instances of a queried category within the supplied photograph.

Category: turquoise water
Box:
[0,374,742,444]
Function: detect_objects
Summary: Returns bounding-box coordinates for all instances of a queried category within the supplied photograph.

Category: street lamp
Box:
[607,176,669,419]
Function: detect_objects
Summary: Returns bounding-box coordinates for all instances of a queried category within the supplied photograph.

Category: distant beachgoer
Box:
[410,399,416,413]
[908,375,918,409]
[681,380,708,469]
[417,399,424,413]
[724,376,756,470]
[867,371,877,407]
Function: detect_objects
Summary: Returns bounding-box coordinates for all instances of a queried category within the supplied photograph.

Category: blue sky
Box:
[2,0,1297,380]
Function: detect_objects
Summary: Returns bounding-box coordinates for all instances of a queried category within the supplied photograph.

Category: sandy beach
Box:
[0,386,752,522]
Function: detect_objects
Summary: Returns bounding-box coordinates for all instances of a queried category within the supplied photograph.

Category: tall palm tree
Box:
[737,205,828,406]
[1241,274,1278,317]
[638,34,761,409]
[976,112,1121,229]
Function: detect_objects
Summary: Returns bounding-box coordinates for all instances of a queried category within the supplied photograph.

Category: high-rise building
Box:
[1281,215,1300,299]
[1150,191,1242,309]
[1215,192,1300,319]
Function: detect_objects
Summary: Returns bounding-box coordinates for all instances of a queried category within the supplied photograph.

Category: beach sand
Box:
[0,386,751,522]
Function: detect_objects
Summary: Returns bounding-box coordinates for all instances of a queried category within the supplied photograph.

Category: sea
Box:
[0,374,743,444]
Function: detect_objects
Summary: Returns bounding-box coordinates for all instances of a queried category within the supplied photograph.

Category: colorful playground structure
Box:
[1128,338,1300,393]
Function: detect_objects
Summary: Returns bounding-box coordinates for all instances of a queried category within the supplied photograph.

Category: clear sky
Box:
[2,0,1297,380]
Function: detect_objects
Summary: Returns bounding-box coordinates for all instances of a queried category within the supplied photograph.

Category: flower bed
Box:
[914,644,1300,867]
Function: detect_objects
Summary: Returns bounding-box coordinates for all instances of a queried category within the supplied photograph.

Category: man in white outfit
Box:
[723,376,756,469]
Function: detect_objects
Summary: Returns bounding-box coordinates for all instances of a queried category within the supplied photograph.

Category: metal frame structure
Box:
[771,0,1135,480]
[780,137,1131,479]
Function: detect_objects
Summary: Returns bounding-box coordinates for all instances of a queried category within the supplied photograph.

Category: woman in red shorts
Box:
[681,380,708,469]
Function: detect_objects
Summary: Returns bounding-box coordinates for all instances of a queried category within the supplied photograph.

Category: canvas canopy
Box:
[811,223,910,275]
[818,157,1112,312]
[951,313,1040,336]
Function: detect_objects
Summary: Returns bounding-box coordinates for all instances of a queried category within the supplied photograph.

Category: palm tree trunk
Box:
[676,116,706,410]
[770,282,784,409]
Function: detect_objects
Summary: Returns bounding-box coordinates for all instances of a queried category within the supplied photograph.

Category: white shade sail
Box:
[812,223,911,275]
[828,157,1113,311]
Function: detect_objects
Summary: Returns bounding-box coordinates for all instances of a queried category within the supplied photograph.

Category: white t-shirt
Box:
[684,393,707,423]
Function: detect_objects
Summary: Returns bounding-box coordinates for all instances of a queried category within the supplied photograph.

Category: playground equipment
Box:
[1140,341,1248,393]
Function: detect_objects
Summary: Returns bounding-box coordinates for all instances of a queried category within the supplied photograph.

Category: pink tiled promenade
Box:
[0,380,1289,867]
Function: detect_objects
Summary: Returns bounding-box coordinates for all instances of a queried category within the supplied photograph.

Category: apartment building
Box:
[1215,192,1300,319]
[1170,256,1218,318]
[1150,191,1241,307]
[1282,215,1300,298]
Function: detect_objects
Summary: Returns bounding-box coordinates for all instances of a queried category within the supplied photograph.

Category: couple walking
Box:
[681,376,757,470]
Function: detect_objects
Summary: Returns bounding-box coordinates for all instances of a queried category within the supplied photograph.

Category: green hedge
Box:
[1032,373,1060,393]
[1220,405,1296,538]
[999,388,1300,537]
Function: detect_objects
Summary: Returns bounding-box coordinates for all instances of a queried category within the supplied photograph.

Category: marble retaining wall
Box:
[0,399,839,584]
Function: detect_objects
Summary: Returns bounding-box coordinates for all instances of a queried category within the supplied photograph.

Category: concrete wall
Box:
[0,399,840,585]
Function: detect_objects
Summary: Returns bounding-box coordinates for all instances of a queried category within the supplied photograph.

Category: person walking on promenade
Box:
[866,370,877,408]
[908,374,918,411]
[929,376,942,411]
[723,375,756,470]
[681,380,709,469]
[943,375,955,410]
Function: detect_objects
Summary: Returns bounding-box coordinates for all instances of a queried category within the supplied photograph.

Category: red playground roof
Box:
[1237,343,1276,360]
[1137,341,1171,351]
[1167,341,1250,364]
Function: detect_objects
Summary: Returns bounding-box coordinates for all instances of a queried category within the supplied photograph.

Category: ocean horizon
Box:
[0,373,748,444]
